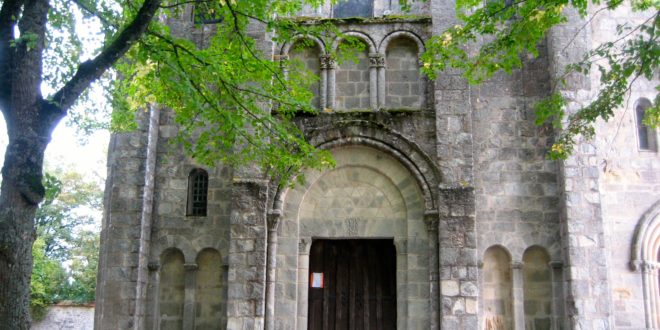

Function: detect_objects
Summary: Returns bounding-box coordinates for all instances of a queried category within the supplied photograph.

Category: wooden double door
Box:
[308,239,396,330]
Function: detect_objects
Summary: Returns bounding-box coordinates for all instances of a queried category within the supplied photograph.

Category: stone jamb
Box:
[296,239,312,330]
[424,210,440,330]
[183,263,199,330]
[265,210,281,330]
[549,261,565,330]
[511,261,524,330]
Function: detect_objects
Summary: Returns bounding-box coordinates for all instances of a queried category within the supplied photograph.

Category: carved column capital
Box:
[424,210,439,232]
[511,261,524,270]
[369,53,385,68]
[320,54,336,69]
[267,210,281,232]
[549,261,563,269]
[184,263,199,271]
[299,238,311,255]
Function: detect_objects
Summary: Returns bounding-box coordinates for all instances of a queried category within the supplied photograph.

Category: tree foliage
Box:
[0,0,336,326]
[421,0,659,158]
[30,169,101,320]
[36,170,101,260]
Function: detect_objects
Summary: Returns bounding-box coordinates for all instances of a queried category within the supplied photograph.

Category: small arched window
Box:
[187,168,208,216]
[635,98,657,151]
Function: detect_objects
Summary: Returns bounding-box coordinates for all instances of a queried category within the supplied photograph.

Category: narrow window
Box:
[187,169,208,216]
[636,98,657,151]
[333,0,373,18]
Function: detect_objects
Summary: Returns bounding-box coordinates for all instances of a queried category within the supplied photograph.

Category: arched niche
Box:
[332,32,376,111]
[378,31,426,111]
[284,38,324,110]
[158,248,185,330]
[195,248,223,329]
[630,199,660,328]
[275,145,430,329]
[522,246,552,330]
[482,245,513,330]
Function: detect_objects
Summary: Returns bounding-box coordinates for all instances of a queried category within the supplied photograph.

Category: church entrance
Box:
[307,239,397,330]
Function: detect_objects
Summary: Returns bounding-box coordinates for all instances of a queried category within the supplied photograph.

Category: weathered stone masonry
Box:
[95,1,659,329]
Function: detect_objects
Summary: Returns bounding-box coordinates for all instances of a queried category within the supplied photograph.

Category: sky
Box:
[0,116,110,230]
[0,116,109,183]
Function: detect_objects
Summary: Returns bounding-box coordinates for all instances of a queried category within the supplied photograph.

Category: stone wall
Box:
[589,4,660,329]
[94,1,660,329]
[95,110,150,329]
[385,37,425,110]
[32,305,95,330]
[335,44,371,111]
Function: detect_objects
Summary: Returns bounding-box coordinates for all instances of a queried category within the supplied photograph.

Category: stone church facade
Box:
[94,1,660,329]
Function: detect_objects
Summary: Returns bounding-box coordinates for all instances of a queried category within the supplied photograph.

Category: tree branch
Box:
[0,0,25,114]
[69,0,118,29]
[49,0,163,114]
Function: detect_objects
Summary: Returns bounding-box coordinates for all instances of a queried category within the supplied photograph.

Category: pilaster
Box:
[548,8,613,330]
[438,186,478,329]
[227,179,269,330]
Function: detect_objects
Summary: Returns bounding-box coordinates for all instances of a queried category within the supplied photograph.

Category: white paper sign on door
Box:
[310,272,324,288]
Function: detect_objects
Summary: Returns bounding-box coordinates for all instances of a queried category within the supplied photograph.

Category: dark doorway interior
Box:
[308,239,396,330]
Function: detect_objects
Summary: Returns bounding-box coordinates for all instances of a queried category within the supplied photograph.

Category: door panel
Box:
[308,240,396,330]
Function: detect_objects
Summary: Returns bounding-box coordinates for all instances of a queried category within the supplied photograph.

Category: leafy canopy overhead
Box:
[421,0,659,158]
[38,0,340,186]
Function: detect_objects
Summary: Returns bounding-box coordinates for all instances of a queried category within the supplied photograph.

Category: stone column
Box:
[511,261,525,330]
[148,262,161,330]
[319,55,329,110]
[549,261,565,330]
[133,105,160,330]
[368,53,383,110]
[183,263,199,330]
[438,187,478,329]
[641,261,660,328]
[322,55,337,110]
[296,238,312,330]
[265,210,281,330]
[277,54,289,78]
[424,211,440,330]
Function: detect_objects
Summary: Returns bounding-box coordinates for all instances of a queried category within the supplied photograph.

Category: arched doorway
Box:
[275,145,433,329]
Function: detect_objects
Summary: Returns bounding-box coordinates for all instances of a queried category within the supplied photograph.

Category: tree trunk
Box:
[0,0,54,325]
[0,0,161,326]
[0,128,54,329]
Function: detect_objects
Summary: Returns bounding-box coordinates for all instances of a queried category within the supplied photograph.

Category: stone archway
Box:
[270,145,434,329]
